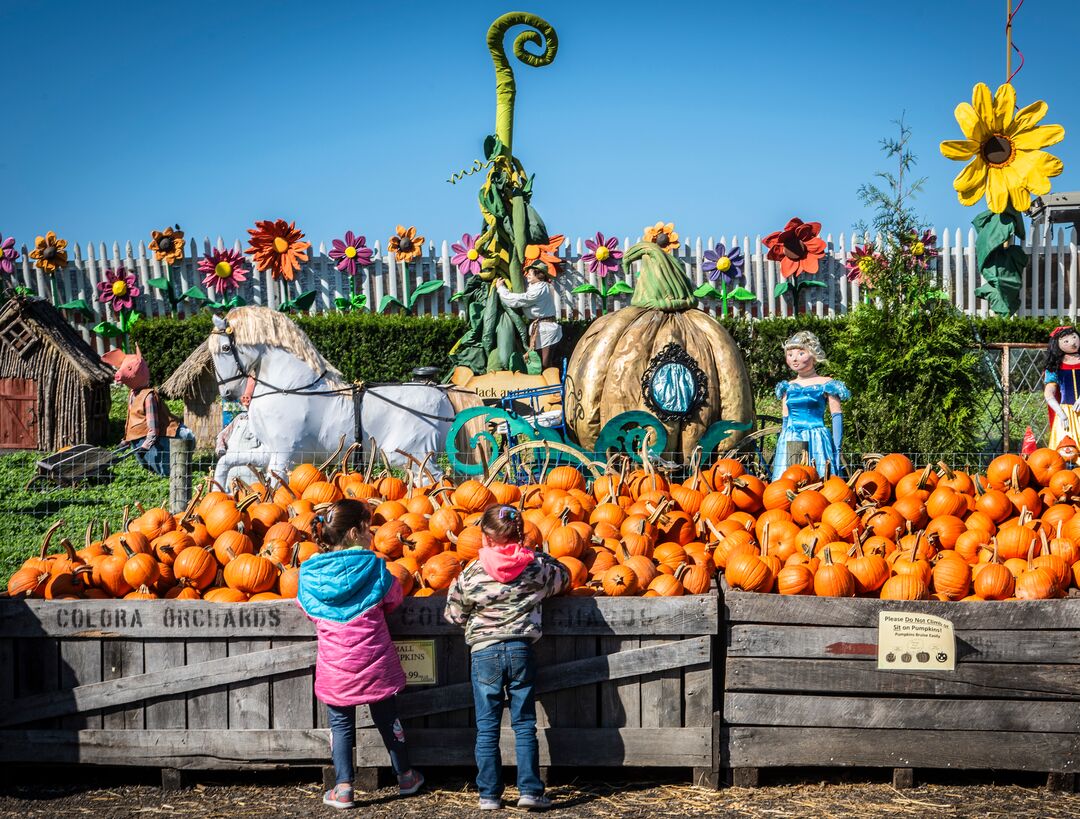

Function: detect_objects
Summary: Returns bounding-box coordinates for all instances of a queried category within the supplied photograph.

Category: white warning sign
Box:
[877,611,956,671]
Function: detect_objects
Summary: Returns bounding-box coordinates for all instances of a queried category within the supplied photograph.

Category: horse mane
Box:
[210,306,347,388]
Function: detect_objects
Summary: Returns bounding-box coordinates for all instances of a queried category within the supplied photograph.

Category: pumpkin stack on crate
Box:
[713,451,1080,601]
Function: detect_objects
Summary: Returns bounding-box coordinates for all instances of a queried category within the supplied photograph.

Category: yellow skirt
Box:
[1048,405,1080,450]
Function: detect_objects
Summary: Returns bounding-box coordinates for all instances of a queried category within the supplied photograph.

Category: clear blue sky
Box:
[2,0,1078,251]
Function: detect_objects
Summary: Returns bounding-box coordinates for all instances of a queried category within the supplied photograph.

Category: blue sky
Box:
[2,0,1078,251]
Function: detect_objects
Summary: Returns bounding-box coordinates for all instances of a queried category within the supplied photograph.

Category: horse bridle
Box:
[211,319,334,398]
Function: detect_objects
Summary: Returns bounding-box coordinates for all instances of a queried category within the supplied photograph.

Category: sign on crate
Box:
[877,611,956,672]
[394,639,437,685]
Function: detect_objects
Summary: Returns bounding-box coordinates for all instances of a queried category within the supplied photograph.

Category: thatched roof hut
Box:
[161,341,223,449]
[0,296,112,450]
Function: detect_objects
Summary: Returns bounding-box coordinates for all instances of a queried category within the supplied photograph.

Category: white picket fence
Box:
[8,228,1079,352]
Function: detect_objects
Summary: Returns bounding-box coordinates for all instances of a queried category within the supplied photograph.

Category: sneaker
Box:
[478,796,502,810]
[397,769,425,796]
[323,784,355,809]
[517,793,552,810]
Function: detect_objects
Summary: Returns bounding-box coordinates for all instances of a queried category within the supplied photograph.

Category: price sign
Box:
[394,640,437,685]
[878,611,956,671]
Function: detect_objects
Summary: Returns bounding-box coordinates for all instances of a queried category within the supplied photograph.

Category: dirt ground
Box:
[0,768,1077,818]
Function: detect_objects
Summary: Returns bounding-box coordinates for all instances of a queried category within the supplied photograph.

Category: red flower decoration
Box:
[763,218,826,279]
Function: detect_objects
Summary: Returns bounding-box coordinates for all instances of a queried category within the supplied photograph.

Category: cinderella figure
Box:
[772,331,850,481]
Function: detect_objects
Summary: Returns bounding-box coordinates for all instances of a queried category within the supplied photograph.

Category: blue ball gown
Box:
[772,380,851,481]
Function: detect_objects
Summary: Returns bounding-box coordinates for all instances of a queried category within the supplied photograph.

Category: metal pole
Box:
[1002,345,1012,453]
[1005,0,1012,82]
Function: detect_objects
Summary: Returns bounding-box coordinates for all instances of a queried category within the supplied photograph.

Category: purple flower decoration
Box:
[702,243,745,285]
[199,248,249,295]
[329,231,374,277]
[97,266,141,312]
[451,232,485,276]
[0,234,17,275]
[905,229,939,269]
[582,232,623,278]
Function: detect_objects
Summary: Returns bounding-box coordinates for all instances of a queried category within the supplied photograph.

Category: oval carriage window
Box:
[640,342,708,421]
[650,363,696,414]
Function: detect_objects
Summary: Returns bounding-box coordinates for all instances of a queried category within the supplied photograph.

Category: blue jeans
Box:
[326,697,411,785]
[131,427,194,477]
[470,639,543,800]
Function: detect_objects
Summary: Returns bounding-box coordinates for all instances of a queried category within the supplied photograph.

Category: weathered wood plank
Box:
[726,657,1080,699]
[356,727,712,768]
[228,640,271,728]
[726,726,1079,772]
[60,639,101,729]
[186,640,227,729]
[640,638,681,729]
[574,636,599,727]
[358,636,711,726]
[728,625,1080,664]
[270,640,314,730]
[0,642,316,727]
[0,594,718,638]
[144,640,187,731]
[100,640,144,730]
[533,636,554,729]
[725,693,1080,732]
[723,589,1080,630]
[0,728,329,768]
[16,636,58,729]
[0,639,13,704]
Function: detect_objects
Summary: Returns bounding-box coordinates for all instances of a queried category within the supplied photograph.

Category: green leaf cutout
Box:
[571,284,602,296]
[407,279,446,308]
[773,281,790,298]
[605,281,634,296]
[378,295,406,314]
[147,277,171,290]
[692,283,724,300]
[730,286,757,301]
[92,321,123,338]
[182,287,208,301]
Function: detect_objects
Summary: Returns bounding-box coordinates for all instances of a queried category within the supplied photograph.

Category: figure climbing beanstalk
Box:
[448,12,560,374]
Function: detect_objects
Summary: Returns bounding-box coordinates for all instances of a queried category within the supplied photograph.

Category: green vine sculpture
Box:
[449,13,559,374]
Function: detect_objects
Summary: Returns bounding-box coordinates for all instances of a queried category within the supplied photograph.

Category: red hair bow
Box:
[1051,326,1074,338]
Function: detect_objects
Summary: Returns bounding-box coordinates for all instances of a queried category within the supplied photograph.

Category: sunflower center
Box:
[41,245,56,260]
[654,232,670,248]
[214,261,233,278]
[858,257,875,274]
[399,238,414,252]
[982,133,1015,167]
[157,236,174,252]
[273,237,290,254]
[911,241,925,256]
[466,248,479,261]
[111,280,128,297]
[716,256,732,273]
[344,246,357,259]
[594,246,610,262]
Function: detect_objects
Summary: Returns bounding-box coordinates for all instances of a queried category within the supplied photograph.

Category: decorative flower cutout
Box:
[451,233,485,276]
[524,234,565,278]
[643,221,680,254]
[904,229,939,269]
[940,82,1065,213]
[388,225,425,263]
[246,219,311,281]
[703,243,745,285]
[582,232,623,278]
[150,225,186,266]
[97,266,141,312]
[199,248,249,295]
[329,231,374,277]
[763,218,826,279]
[30,231,68,274]
[845,244,884,283]
[0,233,18,275]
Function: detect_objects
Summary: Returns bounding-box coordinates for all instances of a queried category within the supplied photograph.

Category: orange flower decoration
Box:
[642,221,680,254]
[149,224,186,265]
[388,225,425,263]
[763,218,826,279]
[246,219,311,281]
[524,234,565,278]
[30,231,68,274]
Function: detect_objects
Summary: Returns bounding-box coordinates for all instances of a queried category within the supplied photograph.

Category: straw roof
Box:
[161,340,217,403]
[0,296,113,385]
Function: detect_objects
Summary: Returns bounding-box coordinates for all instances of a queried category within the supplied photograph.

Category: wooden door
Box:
[0,378,38,449]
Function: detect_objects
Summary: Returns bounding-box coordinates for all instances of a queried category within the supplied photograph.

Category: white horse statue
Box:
[208,307,455,486]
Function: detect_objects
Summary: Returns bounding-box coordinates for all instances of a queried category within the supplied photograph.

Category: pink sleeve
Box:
[381,577,404,613]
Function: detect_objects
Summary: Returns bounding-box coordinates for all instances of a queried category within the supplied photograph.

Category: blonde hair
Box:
[783,330,827,364]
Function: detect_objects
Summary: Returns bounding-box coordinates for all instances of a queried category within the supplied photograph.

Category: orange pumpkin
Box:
[601,564,639,596]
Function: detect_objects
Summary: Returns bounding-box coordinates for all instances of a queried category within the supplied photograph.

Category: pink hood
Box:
[479,542,534,582]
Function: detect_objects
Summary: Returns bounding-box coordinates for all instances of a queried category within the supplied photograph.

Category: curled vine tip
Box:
[487,13,558,70]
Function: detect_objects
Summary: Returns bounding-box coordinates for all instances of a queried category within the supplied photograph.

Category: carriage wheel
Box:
[720,424,782,479]
[485,440,605,486]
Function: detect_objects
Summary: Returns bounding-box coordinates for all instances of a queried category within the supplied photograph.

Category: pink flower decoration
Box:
[329,231,374,277]
[582,232,623,278]
[199,248,249,295]
[451,233,484,276]
[97,266,141,312]
[0,234,17,276]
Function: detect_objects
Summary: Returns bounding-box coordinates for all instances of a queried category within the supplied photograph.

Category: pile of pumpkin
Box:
[715,451,1080,601]
[4,450,723,601]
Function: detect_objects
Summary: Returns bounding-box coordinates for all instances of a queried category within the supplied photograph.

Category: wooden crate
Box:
[0,594,717,784]
[721,588,1080,788]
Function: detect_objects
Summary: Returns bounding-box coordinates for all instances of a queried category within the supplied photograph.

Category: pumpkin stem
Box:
[58,537,80,563]
[118,536,135,559]
[134,502,146,515]
[621,241,696,310]
[38,520,65,561]
[318,435,347,474]
[937,460,956,480]
[84,521,94,553]
[339,442,361,477]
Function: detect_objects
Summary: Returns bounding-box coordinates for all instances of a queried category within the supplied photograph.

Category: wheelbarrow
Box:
[25,443,138,490]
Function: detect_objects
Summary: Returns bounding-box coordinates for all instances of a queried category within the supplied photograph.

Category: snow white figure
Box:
[1043,325,1080,449]
[772,331,850,481]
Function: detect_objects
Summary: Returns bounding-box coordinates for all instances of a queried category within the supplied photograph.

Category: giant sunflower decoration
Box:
[30,231,68,275]
[387,225,425,263]
[380,225,442,314]
[246,219,311,281]
[940,82,1064,213]
[150,225,186,266]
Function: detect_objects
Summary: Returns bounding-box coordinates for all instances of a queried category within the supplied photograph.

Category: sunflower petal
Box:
[1022,150,1064,195]
[1012,123,1065,151]
[954,103,990,143]
[972,83,994,129]
[940,139,978,161]
[993,83,1016,131]
[954,157,988,206]
[1010,99,1048,134]
[985,168,1010,214]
